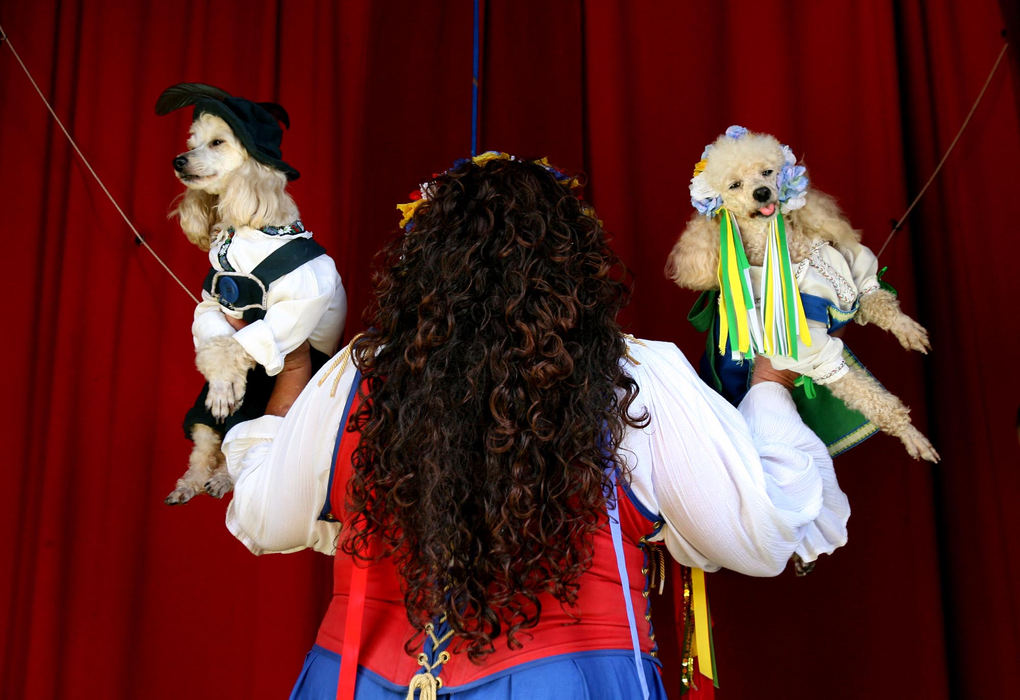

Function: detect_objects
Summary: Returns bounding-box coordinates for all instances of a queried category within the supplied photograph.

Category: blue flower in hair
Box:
[776,144,808,211]
[693,194,724,217]
[725,125,748,140]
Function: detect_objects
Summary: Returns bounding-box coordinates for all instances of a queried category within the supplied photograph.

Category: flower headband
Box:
[396,151,582,230]
[689,125,809,218]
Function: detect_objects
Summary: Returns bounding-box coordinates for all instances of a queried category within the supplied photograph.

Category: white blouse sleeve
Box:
[231,257,343,376]
[222,351,358,556]
[619,338,849,576]
[839,239,881,296]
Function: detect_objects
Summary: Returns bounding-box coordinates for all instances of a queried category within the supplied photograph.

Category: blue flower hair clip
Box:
[777,144,808,212]
[725,125,748,140]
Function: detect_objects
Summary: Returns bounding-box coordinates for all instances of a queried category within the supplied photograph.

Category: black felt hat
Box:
[155,83,300,180]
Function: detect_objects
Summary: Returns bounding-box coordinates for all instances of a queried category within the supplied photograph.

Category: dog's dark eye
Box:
[728,181,742,190]
[211,139,224,147]
[762,169,773,177]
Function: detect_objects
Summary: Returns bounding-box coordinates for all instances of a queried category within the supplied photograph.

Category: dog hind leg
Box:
[825,366,940,462]
[165,423,226,504]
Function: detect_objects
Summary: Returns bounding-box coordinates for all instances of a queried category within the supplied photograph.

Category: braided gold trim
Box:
[317,333,365,398]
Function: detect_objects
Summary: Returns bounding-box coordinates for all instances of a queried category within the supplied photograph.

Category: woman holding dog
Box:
[223,154,850,699]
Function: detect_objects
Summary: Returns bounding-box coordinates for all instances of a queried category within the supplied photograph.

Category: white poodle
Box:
[156,84,347,503]
[666,125,938,462]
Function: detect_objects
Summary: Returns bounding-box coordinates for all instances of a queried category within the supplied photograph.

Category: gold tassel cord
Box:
[405,670,439,700]
[404,648,449,700]
[317,333,365,397]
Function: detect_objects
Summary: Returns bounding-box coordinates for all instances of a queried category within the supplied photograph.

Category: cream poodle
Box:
[666,126,938,462]
[157,84,347,503]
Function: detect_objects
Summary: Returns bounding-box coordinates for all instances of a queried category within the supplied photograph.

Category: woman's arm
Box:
[222,342,357,555]
[620,339,849,576]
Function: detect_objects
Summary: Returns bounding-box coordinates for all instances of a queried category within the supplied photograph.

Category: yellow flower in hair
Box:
[472,151,513,166]
[693,158,708,177]
[397,199,425,229]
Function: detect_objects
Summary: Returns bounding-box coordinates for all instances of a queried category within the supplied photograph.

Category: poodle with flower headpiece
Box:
[666,125,938,462]
[156,83,348,504]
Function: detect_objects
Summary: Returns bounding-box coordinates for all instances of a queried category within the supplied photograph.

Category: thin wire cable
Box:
[471,0,480,157]
[0,23,200,303]
[877,41,1010,258]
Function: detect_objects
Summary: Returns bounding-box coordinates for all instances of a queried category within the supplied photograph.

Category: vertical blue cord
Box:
[606,469,651,700]
[471,0,480,156]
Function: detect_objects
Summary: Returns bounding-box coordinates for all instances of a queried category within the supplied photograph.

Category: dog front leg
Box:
[825,366,940,462]
[195,336,257,420]
[857,289,931,354]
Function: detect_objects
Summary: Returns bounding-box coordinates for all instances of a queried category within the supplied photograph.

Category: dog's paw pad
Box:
[894,320,931,353]
[165,485,198,505]
[900,427,940,463]
[204,472,234,498]
[206,380,240,420]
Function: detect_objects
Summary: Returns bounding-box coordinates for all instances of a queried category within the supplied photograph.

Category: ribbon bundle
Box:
[717,209,811,361]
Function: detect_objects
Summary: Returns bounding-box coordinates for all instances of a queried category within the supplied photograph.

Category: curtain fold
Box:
[1,0,1016,697]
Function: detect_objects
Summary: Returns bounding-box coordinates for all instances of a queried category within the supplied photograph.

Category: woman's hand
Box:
[224,314,311,416]
[751,356,799,390]
[265,341,312,416]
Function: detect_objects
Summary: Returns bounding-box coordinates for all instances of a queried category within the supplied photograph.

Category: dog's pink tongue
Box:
[759,203,776,217]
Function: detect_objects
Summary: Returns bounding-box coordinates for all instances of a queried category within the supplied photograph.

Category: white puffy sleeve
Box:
[192,294,236,344]
[619,338,849,576]
[222,351,358,556]
[230,257,344,376]
[839,239,881,296]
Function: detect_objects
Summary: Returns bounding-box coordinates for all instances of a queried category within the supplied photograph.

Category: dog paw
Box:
[893,318,931,354]
[204,471,234,499]
[165,483,199,505]
[900,425,941,463]
[205,378,245,420]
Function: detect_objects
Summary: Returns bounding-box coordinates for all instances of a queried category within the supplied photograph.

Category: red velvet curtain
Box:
[2,1,1017,698]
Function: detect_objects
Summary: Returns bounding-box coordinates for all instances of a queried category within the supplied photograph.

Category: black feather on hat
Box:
[155,82,300,181]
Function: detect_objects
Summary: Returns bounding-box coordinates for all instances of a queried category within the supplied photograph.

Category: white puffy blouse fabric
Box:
[223,337,850,576]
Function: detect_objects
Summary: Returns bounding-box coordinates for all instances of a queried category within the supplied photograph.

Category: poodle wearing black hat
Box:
[157,83,347,505]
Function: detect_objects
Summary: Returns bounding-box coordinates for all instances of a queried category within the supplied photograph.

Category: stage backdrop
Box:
[2,1,1018,698]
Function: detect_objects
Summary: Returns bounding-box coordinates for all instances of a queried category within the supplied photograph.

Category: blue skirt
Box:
[290,645,668,700]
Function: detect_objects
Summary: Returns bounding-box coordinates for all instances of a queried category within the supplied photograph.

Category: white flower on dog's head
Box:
[690,172,723,217]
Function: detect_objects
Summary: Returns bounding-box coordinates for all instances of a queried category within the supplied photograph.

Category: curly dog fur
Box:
[666,128,938,462]
[165,113,316,504]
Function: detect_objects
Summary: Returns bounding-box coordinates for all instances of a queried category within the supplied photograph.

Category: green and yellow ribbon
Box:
[717,209,811,361]
[690,567,718,686]
[717,208,762,360]
[760,212,811,359]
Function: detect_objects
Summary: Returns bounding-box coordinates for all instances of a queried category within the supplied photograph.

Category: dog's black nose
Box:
[173,156,188,172]
[753,186,772,203]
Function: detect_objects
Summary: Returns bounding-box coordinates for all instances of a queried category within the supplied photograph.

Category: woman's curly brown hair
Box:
[342,156,644,662]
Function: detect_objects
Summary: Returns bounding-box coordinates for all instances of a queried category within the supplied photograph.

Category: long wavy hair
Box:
[343,156,644,662]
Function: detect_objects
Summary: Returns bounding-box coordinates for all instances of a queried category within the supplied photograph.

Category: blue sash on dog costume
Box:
[688,289,879,457]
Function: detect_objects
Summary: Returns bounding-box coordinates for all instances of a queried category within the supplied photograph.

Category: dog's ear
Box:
[171,189,218,251]
[789,190,861,248]
[665,213,721,291]
[257,102,290,129]
[216,160,299,230]
[155,83,232,115]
